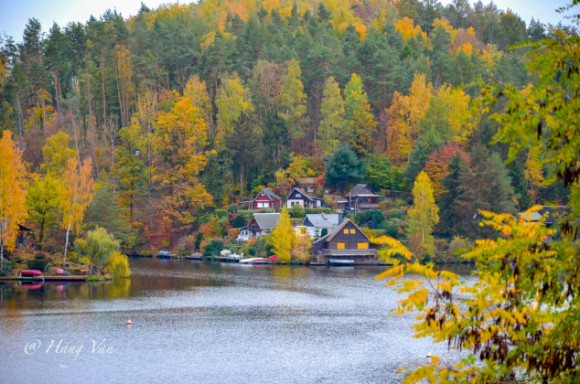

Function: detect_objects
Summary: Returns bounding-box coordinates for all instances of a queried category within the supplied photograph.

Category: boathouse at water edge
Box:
[312,219,378,264]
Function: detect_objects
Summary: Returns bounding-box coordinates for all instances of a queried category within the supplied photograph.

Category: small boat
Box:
[157,250,173,258]
[188,253,203,260]
[240,257,270,264]
[55,268,70,276]
[328,258,354,265]
[219,250,244,262]
[20,270,43,279]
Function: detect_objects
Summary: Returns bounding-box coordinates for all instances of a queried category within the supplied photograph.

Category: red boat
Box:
[240,258,270,264]
[20,270,43,279]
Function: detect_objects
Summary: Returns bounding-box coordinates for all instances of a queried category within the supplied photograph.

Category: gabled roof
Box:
[253,188,281,202]
[302,214,342,228]
[287,187,316,201]
[348,184,379,198]
[313,218,370,244]
[251,213,281,230]
[518,206,567,224]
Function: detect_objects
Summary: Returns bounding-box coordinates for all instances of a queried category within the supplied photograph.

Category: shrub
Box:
[175,236,195,256]
[304,208,332,215]
[26,259,51,271]
[34,252,46,260]
[14,257,24,264]
[199,214,212,225]
[215,209,227,219]
[290,204,306,218]
[227,204,239,214]
[385,209,403,219]
[447,236,472,262]
[231,215,248,228]
[2,260,13,273]
[203,239,224,256]
[379,201,386,210]
[139,250,155,257]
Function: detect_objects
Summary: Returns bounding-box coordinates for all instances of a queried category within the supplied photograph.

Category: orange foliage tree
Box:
[0,131,28,270]
[424,143,470,199]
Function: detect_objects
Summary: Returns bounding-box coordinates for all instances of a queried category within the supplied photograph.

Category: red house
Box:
[251,188,282,210]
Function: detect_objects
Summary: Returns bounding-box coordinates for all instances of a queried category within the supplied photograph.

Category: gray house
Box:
[301,213,343,238]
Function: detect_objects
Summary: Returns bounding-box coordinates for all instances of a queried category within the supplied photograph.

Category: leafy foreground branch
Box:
[375,207,579,383]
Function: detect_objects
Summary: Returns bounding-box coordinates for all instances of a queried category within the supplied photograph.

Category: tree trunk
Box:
[239,165,244,202]
[39,217,46,250]
[101,54,107,128]
[54,72,62,113]
[63,218,72,268]
[1,237,4,272]
[39,89,47,132]
[16,96,24,141]
[148,117,153,230]
[114,59,125,128]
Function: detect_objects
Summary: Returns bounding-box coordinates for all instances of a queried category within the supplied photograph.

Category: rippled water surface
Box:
[0,259,474,384]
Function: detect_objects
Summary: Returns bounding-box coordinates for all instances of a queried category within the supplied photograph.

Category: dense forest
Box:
[0,0,573,256]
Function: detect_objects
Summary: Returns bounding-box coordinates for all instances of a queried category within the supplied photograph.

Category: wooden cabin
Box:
[312,219,378,264]
[347,184,381,212]
[285,188,322,209]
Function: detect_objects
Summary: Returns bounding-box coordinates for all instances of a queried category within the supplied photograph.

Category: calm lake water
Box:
[0,258,474,384]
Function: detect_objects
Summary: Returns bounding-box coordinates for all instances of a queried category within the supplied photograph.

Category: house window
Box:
[337,243,345,250]
[296,193,301,197]
[358,243,368,249]
[350,229,356,234]
[344,229,349,234]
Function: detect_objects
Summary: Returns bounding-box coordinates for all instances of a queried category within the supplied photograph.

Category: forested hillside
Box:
[0,0,572,252]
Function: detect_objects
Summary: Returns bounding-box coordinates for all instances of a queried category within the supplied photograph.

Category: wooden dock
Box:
[0,275,94,281]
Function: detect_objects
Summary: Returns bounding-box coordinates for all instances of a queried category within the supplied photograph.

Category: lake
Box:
[0,258,474,384]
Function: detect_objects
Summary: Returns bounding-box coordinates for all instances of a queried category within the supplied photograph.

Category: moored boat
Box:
[328,258,354,265]
[240,257,270,264]
[19,270,43,279]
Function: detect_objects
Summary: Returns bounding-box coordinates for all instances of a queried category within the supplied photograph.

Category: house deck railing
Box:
[318,249,377,256]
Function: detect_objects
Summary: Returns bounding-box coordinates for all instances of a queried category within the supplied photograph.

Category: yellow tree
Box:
[268,208,296,263]
[0,131,28,270]
[279,59,307,149]
[154,95,213,230]
[407,171,439,257]
[42,131,76,177]
[317,76,345,156]
[183,75,214,142]
[386,73,433,165]
[344,73,377,158]
[292,227,312,263]
[215,74,253,141]
[60,157,95,266]
[440,85,477,145]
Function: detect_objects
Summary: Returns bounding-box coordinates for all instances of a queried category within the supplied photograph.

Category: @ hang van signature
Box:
[24,338,113,368]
